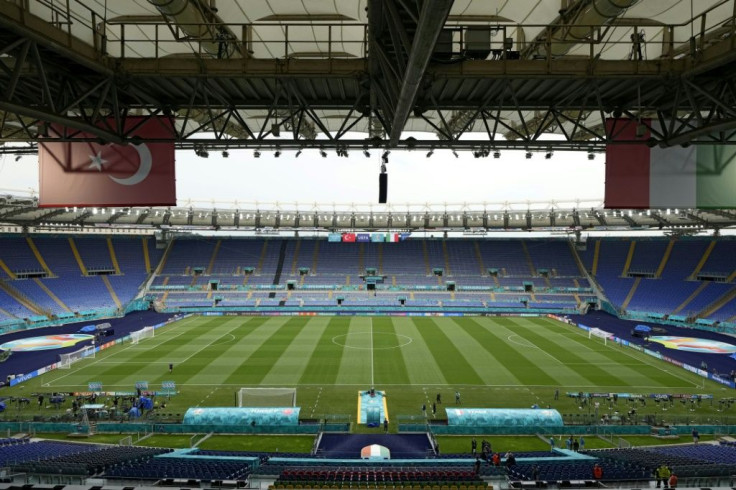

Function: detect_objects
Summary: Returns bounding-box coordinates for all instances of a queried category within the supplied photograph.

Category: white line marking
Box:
[370,318,374,386]
[43,319,196,385]
[543,318,702,388]
[41,382,699,389]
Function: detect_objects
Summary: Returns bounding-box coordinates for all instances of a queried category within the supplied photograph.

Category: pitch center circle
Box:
[332,332,413,350]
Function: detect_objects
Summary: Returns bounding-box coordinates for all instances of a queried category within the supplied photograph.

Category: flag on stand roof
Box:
[39,117,176,207]
[604,118,736,209]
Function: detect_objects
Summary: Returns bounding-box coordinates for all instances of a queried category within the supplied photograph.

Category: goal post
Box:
[58,345,96,369]
[237,387,297,407]
[130,326,155,344]
[588,327,611,346]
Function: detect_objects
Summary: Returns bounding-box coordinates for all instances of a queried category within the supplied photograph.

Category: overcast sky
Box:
[0,144,604,207]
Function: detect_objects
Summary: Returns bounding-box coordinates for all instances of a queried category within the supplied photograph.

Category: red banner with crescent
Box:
[39,117,176,207]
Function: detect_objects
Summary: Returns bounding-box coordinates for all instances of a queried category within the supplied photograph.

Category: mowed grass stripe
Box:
[75,317,227,380]
[222,317,310,385]
[535,318,700,388]
[104,318,248,387]
[203,317,291,386]
[299,317,352,385]
[174,317,273,385]
[464,317,558,386]
[412,318,484,385]
[335,317,372,385]
[447,317,520,385]
[526,318,667,386]
[260,317,331,385]
[392,318,447,385]
[107,317,226,364]
[506,318,633,387]
[372,317,411,385]
[489,317,598,386]
[43,316,218,388]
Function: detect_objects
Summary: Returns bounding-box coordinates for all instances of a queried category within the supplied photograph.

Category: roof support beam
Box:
[388,0,453,145]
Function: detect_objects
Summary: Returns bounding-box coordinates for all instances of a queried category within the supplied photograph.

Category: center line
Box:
[370,318,374,386]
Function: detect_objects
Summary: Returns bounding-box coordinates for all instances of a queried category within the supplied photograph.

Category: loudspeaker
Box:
[378,172,388,203]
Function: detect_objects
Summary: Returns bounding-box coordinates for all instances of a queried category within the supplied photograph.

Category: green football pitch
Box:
[13,315,724,423]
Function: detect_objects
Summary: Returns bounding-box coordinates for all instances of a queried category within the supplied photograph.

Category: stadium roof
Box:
[0,194,731,234]
[1,0,735,152]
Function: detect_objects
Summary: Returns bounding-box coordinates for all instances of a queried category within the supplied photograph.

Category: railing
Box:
[12,0,736,63]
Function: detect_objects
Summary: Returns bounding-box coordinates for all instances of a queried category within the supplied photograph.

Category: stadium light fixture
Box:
[493,150,500,159]
[363,149,371,158]
[452,150,459,158]
[274,149,281,158]
[588,152,595,160]
[426,149,434,158]
[295,149,302,158]
[525,151,532,159]
[222,150,229,158]
[320,149,327,158]
[382,151,390,163]
[545,151,553,160]
[254,150,261,158]
[14,155,21,162]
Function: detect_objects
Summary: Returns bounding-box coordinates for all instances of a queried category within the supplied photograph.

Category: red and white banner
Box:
[39,117,176,207]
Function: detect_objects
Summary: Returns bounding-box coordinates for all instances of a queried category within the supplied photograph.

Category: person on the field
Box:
[422,403,426,415]
[436,393,441,404]
[432,402,436,415]
[668,472,678,489]
[471,437,477,455]
[383,417,388,433]
[455,391,461,404]
[169,363,173,373]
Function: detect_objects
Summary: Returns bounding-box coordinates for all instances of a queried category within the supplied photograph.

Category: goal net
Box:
[237,388,297,407]
[58,345,96,369]
[130,326,155,344]
[588,327,612,345]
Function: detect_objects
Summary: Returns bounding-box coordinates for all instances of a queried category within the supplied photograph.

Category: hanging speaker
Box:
[378,172,388,203]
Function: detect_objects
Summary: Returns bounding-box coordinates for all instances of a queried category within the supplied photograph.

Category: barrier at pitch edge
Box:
[8,315,189,387]
[548,314,736,389]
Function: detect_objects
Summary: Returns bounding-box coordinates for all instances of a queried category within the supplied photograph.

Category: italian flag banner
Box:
[604,118,736,209]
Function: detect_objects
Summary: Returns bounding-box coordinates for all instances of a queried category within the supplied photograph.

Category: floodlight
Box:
[320,149,327,158]
[274,150,281,158]
[382,151,389,163]
[426,149,434,158]
[254,150,261,158]
[364,150,371,158]
[545,151,552,159]
[222,150,229,158]
[493,150,500,159]
[295,149,302,158]
[525,151,532,159]
[452,150,459,158]
[588,152,595,160]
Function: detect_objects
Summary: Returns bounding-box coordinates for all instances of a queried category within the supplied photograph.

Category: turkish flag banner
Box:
[39,117,176,207]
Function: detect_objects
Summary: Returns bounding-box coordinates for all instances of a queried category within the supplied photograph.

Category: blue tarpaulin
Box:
[634,325,652,333]
[78,325,97,333]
